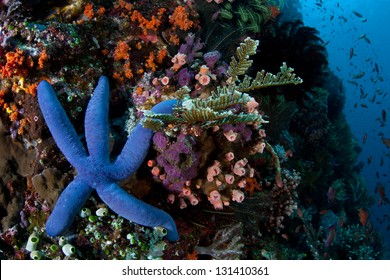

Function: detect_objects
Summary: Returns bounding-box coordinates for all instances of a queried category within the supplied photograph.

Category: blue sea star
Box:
[37,76,179,241]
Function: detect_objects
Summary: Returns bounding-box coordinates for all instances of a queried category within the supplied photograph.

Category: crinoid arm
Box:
[238,62,303,92]
[227,37,259,86]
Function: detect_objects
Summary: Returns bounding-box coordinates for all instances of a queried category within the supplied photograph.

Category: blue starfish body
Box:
[37,76,179,241]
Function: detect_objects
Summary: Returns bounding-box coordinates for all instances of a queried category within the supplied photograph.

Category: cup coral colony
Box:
[0,0,385,260]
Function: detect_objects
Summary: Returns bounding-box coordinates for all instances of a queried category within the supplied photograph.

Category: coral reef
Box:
[0,0,384,260]
[141,37,302,215]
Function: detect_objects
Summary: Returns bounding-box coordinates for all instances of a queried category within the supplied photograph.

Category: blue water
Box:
[298,0,390,258]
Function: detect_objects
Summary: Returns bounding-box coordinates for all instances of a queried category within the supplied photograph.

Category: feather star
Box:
[37,76,179,241]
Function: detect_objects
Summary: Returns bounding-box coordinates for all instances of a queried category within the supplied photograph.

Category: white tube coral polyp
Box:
[154,226,168,237]
[26,232,39,252]
[30,250,43,260]
[96,207,108,217]
[62,243,76,257]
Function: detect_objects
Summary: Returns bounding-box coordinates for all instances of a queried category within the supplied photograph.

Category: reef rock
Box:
[0,120,36,231]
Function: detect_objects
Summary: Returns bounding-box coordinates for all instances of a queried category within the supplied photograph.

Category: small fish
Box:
[349,47,354,59]
[362,132,368,144]
[339,15,347,23]
[380,157,384,167]
[382,109,387,123]
[382,137,390,148]
[353,10,363,18]
[374,63,379,73]
[367,155,372,165]
[360,103,368,108]
[330,15,334,21]
[364,37,371,44]
[377,76,384,82]
[353,72,365,79]
[360,88,368,99]
[319,209,329,215]
[354,102,358,108]
[357,208,369,226]
[370,94,376,103]
[358,33,367,40]
[361,18,367,22]
[376,185,389,206]
[347,80,358,86]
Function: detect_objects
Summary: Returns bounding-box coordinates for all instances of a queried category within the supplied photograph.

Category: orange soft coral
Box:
[1,49,34,78]
[115,0,133,12]
[244,177,261,197]
[38,49,48,70]
[123,62,133,79]
[156,48,167,64]
[169,34,180,45]
[169,6,194,31]
[0,90,5,107]
[8,104,19,122]
[145,52,156,71]
[97,6,106,16]
[112,72,124,82]
[131,10,165,35]
[18,118,28,135]
[25,82,38,95]
[113,40,131,61]
[83,3,94,19]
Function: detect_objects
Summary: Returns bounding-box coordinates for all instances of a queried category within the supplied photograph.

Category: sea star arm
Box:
[84,76,110,163]
[37,80,88,169]
[96,183,179,241]
[46,177,93,236]
[109,99,178,181]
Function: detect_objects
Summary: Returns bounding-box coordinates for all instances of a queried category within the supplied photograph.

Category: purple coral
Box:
[178,33,204,64]
[156,134,201,193]
[177,68,193,86]
[203,51,221,69]
[153,132,168,150]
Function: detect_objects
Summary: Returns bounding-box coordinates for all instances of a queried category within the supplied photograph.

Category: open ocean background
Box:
[299,0,390,258]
